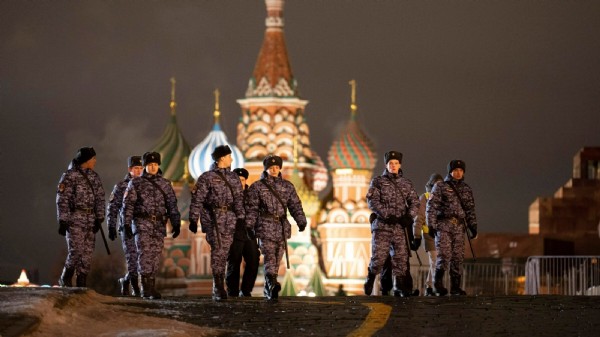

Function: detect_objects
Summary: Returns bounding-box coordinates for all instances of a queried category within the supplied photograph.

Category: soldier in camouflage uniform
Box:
[426,160,477,296]
[106,156,143,296]
[226,167,260,297]
[188,145,245,301]
[414,173,443,296]
[245,155,307,300]
[56,147,105,288]
[364,151,419,297]
[121,152,181,300]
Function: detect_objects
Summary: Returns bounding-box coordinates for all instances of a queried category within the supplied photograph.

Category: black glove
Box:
[124,225,134,239]
[399,214,413,229]
[172,225,180,239]
[468,226,477,240]
[93,219,103,234]
[298,224,307,232]
[246,229,256,240]
[428,228,437,239]
[386,215,399,224]
[108,227,117,241]
[411,238,421,251]
[58,220,69,236]
[189,218,198,234]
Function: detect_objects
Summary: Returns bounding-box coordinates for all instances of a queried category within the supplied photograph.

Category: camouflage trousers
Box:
[135,228,164,276]
[260,239,285,275]
[121,233,138,274]
[435,219,465,277]
[206,231,234,275]
[64,222,96,275]
[368,226,410,277]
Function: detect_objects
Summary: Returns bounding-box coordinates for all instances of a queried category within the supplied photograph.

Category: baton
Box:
[462,220,476,261]
[98,223,111,255]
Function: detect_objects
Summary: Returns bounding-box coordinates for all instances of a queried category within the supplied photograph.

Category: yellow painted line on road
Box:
[347,302,392,337]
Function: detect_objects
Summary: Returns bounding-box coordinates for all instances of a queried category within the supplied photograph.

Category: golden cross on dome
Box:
[213,88,221,124]
[169,77,177,115]
[349,79,357,118]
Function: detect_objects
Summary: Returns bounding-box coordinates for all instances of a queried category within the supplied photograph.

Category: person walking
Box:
[426,160,478,296]
[106,156,143,296]
[188,145,245,301]
[245,155,307,300]
[56,146,105,288]
[121,151,181,299]
[364,151,420,297]
[225,168,260,297]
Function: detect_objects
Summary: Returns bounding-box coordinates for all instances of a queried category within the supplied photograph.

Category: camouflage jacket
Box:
[56,164,105,225]
[426,176,477,231]
[245,171,307,241]
[122,171,181,236]
[189,164,245,235]
[366,169,419,232]
[106,173,132,232]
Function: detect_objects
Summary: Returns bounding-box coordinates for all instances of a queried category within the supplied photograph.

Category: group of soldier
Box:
[364,151,478,297]
[56,145,306,301]
[56,145,476,300]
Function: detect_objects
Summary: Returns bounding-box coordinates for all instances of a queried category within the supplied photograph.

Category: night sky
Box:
[2,0,599,283]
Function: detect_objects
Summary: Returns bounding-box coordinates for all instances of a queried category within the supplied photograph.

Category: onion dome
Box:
[152,77,192,182]
[189,89,244,179]
[328,80,376,170]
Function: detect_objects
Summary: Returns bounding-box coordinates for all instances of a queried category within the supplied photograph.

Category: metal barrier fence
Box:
[409,259,526,296]
[525,256,600,295]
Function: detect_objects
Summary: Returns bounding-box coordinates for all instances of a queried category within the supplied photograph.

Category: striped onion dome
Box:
[152,78,192,182]
[328,80,376,170]
[289,167,320,218]
[188,89,244,179]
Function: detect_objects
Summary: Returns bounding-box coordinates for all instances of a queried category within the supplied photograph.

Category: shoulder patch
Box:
[58,183,65,193]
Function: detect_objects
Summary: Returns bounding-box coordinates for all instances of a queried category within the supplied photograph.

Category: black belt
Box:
[213,205,230,212]
[135,213,167,222]
[74,207,94,214]
[261,212,282,221]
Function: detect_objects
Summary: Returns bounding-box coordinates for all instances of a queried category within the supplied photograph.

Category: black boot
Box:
[141,275,161,299]
[118,274,131,296]
[58,267,75,287]
[363,268,376,296]
[130,273,141,297]
[425,287,434,296]
[213,274,227,301]
[433,269,448,296]
[450,275,467,296]
[264,274,281,300]
[76,273,87,287]
[393,275,414,297]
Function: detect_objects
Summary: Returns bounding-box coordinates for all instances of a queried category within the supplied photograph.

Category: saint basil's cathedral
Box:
[153,0,377,296]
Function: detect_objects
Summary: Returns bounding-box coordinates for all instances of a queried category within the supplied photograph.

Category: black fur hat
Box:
[233,168,249,179]
[142,152,161,166]
[448,159,466,174]
[128,156,142,167]
[384,151,402,164]
[74,147,96,165]
[211,145,232,161]
[263,155,283,170]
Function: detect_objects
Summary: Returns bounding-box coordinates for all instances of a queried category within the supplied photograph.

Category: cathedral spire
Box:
[213,88,221,125]
[170,77,177,116]
[349,79,358,120]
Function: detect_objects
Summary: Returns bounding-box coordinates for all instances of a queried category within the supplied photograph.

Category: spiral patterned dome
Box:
[328,114,376,170]
[189,122,245,180]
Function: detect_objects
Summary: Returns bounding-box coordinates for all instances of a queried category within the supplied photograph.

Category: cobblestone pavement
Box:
[2,287,600,336]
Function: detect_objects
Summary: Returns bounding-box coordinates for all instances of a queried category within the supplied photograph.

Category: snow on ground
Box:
[0,287,224,336]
